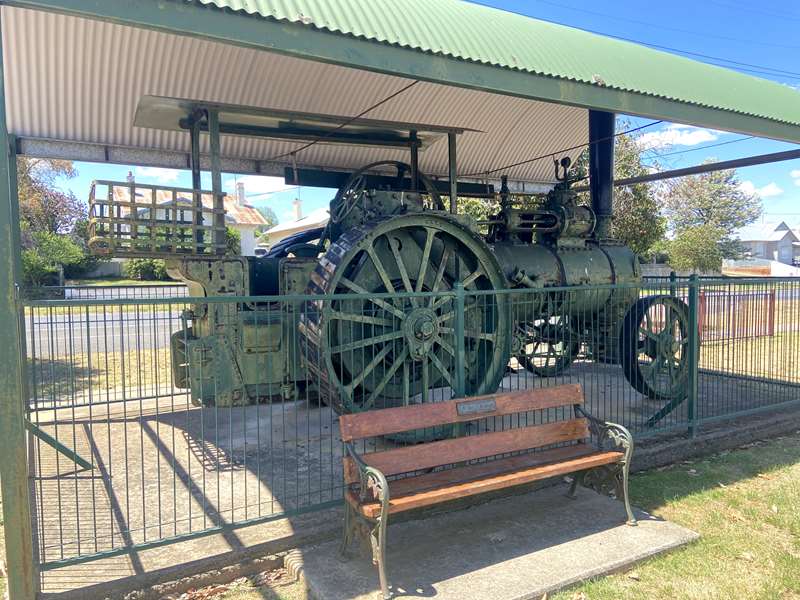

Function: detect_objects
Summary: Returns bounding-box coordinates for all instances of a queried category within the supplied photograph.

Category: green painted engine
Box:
[88,156,686,412]
[161,159,657,412]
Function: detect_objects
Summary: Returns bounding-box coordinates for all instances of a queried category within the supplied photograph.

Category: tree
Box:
[21,231,85,286]
[665,225,724,272]
[17,158,84,234]
[123,258,168,281]
[661,164,761,259]
[574,129,666,256]
[16,157,105,284]
[225,227,242,255]
[255,205,279,233]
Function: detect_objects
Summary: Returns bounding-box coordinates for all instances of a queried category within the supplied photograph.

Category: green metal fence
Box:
[19,276,800,588]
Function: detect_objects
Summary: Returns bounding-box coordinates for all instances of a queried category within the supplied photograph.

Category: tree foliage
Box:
[661,165,761,259]
[16,157,105,285]
[225,227,242,255]
[255,205,279,233]
[17,158,84,234]
[21,231,85,286]
[123,258,168,281]
[665,225,724,272]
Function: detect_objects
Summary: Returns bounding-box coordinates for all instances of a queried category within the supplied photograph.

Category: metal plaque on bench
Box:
[456,397,497,416]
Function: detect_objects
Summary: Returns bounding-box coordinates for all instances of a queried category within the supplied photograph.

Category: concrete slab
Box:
[301,484,699,600]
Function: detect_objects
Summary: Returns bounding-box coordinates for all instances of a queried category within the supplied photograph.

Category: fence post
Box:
[669,270,677,297]
[686,274,700,438]
[0,15,38,597]
[453,281,466,399]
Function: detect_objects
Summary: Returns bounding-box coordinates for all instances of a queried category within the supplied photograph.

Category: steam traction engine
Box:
[88,103,689,417]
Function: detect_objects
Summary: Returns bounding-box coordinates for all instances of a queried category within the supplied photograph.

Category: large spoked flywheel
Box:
[301,214,511,414]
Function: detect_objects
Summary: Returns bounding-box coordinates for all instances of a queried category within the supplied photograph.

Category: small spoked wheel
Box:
[621,295,690,401]
[520,315,579,377]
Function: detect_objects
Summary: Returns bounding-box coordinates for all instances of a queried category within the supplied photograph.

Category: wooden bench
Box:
[339,384,636,599]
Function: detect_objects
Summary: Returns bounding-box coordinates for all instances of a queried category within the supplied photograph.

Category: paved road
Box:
[26,309,182,357]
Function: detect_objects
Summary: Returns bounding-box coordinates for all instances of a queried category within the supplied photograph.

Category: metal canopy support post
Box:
[207,108,225,253]
[0,12,37,598]
[189,113,203,247]
[589,110,615,239]
[448,132,458,214]
[409,130,418,192]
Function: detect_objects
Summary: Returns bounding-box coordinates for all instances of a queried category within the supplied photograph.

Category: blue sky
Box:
[58,0,800,227]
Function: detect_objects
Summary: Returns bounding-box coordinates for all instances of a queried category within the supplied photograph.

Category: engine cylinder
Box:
[492,241,639,317]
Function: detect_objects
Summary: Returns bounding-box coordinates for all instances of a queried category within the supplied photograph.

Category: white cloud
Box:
[637,124,720,151]
[134,167,180,184]
[223,175,295,197]
[791,170,800,186]
[739,180,783,198]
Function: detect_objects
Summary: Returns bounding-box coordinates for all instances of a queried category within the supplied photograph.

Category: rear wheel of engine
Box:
[621,295,690,401]
[301,214,511,414]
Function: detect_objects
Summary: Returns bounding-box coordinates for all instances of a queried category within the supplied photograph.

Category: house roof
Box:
[737,221,798,242]
[112,187,269,226]
[265,207,330,236]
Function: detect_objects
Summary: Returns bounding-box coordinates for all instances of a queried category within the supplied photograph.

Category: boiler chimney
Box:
[236,181,246,207]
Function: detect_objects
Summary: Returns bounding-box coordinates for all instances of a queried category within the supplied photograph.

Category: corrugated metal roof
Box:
[2,6,587,183]
[192,0,800,128]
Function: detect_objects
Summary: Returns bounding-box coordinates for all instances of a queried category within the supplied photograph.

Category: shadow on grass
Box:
[631,434,800,512]
[26,357,102,407]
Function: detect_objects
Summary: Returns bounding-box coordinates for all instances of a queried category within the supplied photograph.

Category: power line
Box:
[705,0,800,22]
[263,80,421,164]
[468,1,800,81]
[529,0,800,52]
[466,119,664,177]
[644,136,757,160]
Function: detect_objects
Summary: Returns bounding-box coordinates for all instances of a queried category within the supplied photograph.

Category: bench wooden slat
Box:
[339,384,583,442]
[386,444,600,498]
[348,450,623,517]
[343,418,589,483]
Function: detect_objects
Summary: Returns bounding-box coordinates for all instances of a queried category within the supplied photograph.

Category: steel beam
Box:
[7,0,800,144]
[575,147,800,192]
[588,110,615,239]
[0,12,38,598]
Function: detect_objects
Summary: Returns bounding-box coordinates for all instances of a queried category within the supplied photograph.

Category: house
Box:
[258,199,330,247]
[736,221,800,266]
[112,181,269,256]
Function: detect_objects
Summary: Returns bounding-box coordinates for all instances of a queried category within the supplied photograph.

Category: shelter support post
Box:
[207,108,225,253]
[448,132,457,214]
[0,14,38,597]
[409,130,418,191]
[189,112,203,247]
[589,110,615,239]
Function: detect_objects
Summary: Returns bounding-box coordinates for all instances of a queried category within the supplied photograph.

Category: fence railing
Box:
[26,283,188,301]
[19,276,800,574]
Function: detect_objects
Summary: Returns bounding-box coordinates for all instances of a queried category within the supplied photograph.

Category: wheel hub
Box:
[403,307,440,360]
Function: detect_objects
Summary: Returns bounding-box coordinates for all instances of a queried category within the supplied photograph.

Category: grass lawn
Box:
[552,432,800,600]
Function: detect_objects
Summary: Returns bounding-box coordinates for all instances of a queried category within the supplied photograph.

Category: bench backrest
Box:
[341,384,587,484]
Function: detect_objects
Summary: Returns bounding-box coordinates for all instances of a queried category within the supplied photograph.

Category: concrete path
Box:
[301,484,698,600]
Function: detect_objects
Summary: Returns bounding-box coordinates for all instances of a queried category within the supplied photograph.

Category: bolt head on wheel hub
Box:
[404,307,439,360]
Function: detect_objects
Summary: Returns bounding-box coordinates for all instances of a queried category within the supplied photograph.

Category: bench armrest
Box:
[575,406,634,459]
[344,442,391,508]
